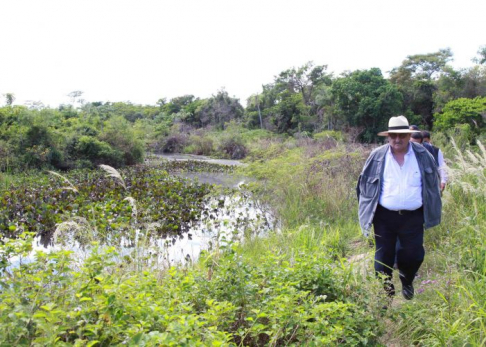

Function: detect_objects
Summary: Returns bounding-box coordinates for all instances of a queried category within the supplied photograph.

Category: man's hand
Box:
[440,182,446,191]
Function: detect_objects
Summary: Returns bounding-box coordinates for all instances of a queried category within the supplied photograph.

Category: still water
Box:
[9,156,274,268]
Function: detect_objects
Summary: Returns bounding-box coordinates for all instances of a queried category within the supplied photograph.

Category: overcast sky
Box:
[1,0,485,108]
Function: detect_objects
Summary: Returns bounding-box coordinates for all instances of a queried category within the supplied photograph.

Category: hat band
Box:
[388,125,409,130]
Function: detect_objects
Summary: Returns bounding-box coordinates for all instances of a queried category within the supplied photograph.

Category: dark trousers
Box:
[373,205,425,286]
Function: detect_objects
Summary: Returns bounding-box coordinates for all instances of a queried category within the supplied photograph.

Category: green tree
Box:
[67,90,83,105]
[390,48,453,128]
[473,45,486,65]
[244,84,280,130]
[198,90,243,130]
[245,63,333,133]
[311,83,344,132]
[272,91,308,134]
[162,95,196,115]
[434,65,486,112]
[275,62,332,107]
[331,68,403,142]
[3,93,15,106]
[462,65,486,98]
[99,116,144,165]
[434,96,486,132]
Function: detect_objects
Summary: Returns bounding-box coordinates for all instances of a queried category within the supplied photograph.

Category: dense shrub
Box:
[183,134,214,155]
[71,135,124,167]
[100,116,145,166]
[434,96,486,132]
[218,137,248,159]
[0,234,381,345]
[0,106,147,171]
[162,133,188,153]
[313,130,344,142]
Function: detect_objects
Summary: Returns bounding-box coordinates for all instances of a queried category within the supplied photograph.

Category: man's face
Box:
[423,137,430,143]
[388,133,411,153]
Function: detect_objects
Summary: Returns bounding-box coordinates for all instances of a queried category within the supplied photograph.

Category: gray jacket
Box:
[357,142,442,236]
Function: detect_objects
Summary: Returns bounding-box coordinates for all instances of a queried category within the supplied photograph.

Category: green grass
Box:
[239,135,486,345]
[369,139,486,345]
[2,135,486,345]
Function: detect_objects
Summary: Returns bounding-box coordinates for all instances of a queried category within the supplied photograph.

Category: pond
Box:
[151,153,245,167]
[3,155,275,268]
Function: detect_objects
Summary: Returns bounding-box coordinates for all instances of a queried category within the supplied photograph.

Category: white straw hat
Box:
[378,116,421,136]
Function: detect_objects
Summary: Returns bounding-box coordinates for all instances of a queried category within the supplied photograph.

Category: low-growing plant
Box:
[161,133,188,153]
[0,231,382,345]
[313,130,344,142]
[0,166,214,246]
[183,134,214,155]
[240,140,366,230]
[218,137,248,159]
[387,138,486,345]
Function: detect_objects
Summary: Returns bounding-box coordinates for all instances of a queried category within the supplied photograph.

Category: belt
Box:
[378,205,422,215]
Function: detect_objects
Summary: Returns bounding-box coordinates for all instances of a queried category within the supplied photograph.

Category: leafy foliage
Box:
[331,68,402,142]
[0,234,380,345]
[0,104,145,171]
[0,166,213,245]
[434,96,486,132]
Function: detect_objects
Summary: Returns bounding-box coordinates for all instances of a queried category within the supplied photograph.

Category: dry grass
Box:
[99,164,127,190]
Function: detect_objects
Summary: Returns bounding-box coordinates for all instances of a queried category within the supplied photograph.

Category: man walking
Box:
[357,116,442,300]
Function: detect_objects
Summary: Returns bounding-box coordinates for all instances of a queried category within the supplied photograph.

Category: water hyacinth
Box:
[0,166,213,246]
[99,164,127,190]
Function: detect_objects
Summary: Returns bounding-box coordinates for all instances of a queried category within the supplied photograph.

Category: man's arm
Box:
[438,149,448,191]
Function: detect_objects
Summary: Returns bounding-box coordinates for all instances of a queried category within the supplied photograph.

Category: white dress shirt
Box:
[379,144,423,211]
[437,149,448,184]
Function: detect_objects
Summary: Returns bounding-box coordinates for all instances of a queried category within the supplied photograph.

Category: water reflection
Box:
[11,169,274,268]
[152,153,245,167]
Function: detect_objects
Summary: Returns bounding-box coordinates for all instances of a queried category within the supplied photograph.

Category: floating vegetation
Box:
[154,159,236,174]
[0,166,213,246]
[0,159,271,254]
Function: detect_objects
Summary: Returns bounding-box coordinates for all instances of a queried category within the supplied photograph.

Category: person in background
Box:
[422,131,448,192]
[410,125,434,156]
[357,116,442,301]
[410,131,424,144]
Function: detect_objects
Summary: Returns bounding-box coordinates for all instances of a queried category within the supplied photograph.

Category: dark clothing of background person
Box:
[423,141,439,165]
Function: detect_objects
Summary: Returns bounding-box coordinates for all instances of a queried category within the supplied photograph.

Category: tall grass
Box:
[241,134,486,345]
[0,159,385,345]
[6,132,486,344]
[385,138,486,345]
[240,136,366,232]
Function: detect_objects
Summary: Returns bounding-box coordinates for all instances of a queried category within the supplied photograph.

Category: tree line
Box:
[1,46,486,171]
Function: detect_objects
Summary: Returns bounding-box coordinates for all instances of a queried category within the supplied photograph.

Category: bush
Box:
[73,135,124,167]
[0,235,381,346]
[0,140,10,171]
[162,134,188,153]
[313,130,344,142]
[100,116,145,165]
[123,140,144,165]
[184,135,214,155]
[447,124,474,149]
[218,137,248,159]
[434,96,486,132]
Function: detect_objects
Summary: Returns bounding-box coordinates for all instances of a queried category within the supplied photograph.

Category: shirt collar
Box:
[387,142,413,157]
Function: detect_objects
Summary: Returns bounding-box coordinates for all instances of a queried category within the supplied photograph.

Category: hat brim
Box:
[377,129,421,136]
